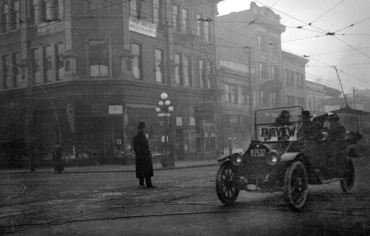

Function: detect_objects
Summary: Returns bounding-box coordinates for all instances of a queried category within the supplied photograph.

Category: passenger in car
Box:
[327,113,346,140]
[297,110,316,140]
[275,110,291,126]
[312,113,329,140]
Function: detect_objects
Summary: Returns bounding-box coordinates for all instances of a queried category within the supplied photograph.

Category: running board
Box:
[321,178,344,184]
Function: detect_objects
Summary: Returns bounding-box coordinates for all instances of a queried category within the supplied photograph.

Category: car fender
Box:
[281,152,300,162]
[217,155,231,163]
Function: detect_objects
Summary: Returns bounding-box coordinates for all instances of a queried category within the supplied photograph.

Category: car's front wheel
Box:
[284,161,308,210]
[340,159,355,193]
[216,161,239,205]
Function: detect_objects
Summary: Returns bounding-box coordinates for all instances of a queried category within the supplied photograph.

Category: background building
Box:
[215,2,308,151]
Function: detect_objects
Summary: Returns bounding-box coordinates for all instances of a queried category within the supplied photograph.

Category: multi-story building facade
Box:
[306,80,325,116]
[215,2,308,151]
[0,0,222,167]
[282,51,308,108]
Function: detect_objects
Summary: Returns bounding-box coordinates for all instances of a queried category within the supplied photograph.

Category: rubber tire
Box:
[216,162,239,205]
[284,161,308,210]
[340,159,355,193]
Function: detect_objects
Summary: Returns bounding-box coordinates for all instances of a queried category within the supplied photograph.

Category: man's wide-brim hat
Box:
[299,110,313,118]
[138,121,146,129]
[280,110,291,118]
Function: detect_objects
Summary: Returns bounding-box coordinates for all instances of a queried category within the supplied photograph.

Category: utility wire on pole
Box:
[332,66,349,108]
[351,87,357,109]
[245,47,253,135]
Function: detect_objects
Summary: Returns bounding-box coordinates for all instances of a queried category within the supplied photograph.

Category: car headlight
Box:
[231,154,243,166]
[265,151,280,165]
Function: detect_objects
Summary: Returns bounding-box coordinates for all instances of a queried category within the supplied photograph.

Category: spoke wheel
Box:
[216,162,239,205]
[284,161,308,210]
[340,159,355,193]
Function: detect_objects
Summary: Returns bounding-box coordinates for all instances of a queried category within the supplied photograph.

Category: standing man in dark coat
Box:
[133,121,156,189]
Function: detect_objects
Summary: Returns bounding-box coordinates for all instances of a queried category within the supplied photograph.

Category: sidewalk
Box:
[0,158,220,175]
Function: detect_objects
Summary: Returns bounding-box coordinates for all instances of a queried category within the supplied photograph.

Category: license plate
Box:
[250,149,266,157]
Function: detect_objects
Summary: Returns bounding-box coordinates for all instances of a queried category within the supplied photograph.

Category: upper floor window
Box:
[270,92,278,107]
[196,14,202,36]
[2,54,10,89]
[55,42,65,80]
[206,62,211,89]
[31,48,40,84]
[174,53,183,85]
[182,8,189,33]
[1,3,9,33]
[172,4,180,32]
[153,0,162,24]
[43,45,52,82]
[285,69,295,87]
[89,40,110,78]
[270,40,278,56]
[184,55,192,87]
[131,43,142,79]
[225,84,237,103]
[296,73,304,89]
[12,52,21,87]
[258,35,267,53]
[12,1,20,30]
[270,65,279,80]
[204,20,209,41]
[155,49,164,83]
[87,0,119,15]
[31,0,39,24]
[199,59,205,88]
[259,62,267,80]
[54,0,65,19]
[42,0,52,20]
[129,0,137,17]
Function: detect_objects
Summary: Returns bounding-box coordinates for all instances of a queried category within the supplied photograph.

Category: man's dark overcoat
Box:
[133,131,154,178]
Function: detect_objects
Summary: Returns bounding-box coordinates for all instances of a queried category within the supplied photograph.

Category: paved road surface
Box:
[1,158,370,235]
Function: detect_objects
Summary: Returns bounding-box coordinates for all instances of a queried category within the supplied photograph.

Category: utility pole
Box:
[164,0,175,167]
[24,0,34,166]
[351,87,357,109]
[246,47,253,134]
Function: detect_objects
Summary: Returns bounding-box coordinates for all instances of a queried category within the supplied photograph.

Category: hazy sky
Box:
[217,0,370,94]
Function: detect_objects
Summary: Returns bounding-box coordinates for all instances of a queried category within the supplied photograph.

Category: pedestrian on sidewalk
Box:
[133,121,156,189]
[52,144,63,174]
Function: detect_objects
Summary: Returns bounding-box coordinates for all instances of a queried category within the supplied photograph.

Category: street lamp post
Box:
[156,92,174,167]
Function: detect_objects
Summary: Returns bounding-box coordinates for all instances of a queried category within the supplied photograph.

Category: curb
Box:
[0,163,219,175]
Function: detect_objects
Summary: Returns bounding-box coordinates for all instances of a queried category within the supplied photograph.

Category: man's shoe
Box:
[147,185,156,188]
[140,185,146,189]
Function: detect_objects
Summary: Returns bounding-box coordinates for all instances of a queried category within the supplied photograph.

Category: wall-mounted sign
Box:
[129,17,157,37]
[37,21,64,36]
[109,105,123,115]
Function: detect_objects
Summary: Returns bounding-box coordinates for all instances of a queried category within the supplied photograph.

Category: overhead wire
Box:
[251,0,370,91]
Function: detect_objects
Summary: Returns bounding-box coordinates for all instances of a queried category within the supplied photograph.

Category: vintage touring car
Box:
[216,106,361,209]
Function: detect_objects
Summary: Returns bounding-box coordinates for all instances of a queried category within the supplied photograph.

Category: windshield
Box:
[255,106,303,142]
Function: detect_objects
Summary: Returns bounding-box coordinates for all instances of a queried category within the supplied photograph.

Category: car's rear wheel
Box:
[284,161,308,210]
[216,161,239,205]
[340,159,355,193]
